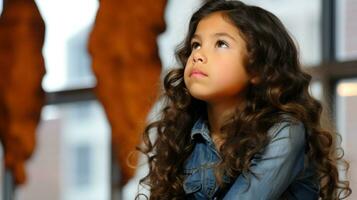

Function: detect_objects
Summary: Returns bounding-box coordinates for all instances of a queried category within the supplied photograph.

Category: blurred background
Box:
[0,0,356,199]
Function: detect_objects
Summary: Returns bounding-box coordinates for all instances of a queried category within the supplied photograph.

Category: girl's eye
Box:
[191,42,201,50]
[216,40,228,48]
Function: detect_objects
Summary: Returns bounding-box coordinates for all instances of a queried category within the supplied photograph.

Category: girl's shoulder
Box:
[267,114,306,147]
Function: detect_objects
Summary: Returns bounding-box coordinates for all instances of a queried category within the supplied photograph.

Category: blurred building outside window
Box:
[16,101,110,200]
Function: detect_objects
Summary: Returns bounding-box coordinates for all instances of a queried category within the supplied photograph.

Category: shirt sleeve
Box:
[223,122,306,200]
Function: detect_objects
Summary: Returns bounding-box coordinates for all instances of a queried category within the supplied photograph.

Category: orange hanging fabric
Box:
[89,0,167,185]
[0,0,46,185]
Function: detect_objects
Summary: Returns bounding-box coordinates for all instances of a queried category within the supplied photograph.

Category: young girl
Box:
[136,1,351,199]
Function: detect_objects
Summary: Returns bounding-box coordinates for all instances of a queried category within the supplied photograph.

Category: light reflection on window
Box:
[310,81,323,100]
[336,78,357,200]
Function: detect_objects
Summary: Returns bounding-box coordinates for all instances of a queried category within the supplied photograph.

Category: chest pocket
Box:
[183,167,220,199]
[183,140,220,197]
[183,168,202,194]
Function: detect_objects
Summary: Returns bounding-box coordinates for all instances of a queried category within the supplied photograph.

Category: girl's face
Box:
[184,12,250,104]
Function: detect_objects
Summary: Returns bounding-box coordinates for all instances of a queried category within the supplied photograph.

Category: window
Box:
[336,78,357,199]
[35,0,99,92]
[336,0,357,61]
[17,101,110,200]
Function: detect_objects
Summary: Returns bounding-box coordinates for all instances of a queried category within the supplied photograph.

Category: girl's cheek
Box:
[184,61,192,77]
[183,67,190,82]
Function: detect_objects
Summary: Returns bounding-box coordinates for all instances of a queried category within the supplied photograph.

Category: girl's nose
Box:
[193,51,206,63]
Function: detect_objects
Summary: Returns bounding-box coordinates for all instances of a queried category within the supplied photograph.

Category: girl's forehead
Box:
[193,12,241,40]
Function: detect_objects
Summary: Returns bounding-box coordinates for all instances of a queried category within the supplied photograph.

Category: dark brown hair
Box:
[136,1,351,199]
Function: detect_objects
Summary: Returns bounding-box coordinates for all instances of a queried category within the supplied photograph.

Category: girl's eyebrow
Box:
[213,32,237,41]
[191,32,237,41]
[191,34,201,41]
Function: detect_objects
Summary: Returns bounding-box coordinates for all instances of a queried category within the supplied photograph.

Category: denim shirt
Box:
[183,118,320,200]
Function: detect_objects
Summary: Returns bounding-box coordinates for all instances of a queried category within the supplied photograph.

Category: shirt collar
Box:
[191,118,212,143]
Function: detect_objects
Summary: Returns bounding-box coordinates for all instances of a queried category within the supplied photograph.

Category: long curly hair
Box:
[136,1,351,199]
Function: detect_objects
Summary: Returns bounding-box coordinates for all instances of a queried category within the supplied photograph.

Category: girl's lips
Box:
[190,69,207,77]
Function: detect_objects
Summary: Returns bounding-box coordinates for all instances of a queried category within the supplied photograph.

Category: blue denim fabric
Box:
[183,118,320,200]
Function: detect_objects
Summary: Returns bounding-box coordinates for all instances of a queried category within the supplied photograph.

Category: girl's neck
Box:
[206,99,243,136]
[206,99,243,151]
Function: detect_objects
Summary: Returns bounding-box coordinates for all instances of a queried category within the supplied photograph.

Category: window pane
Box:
[336,0,357,61]
[16,101,110,200]
[336,78,357,199]
[34,0,99,92]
